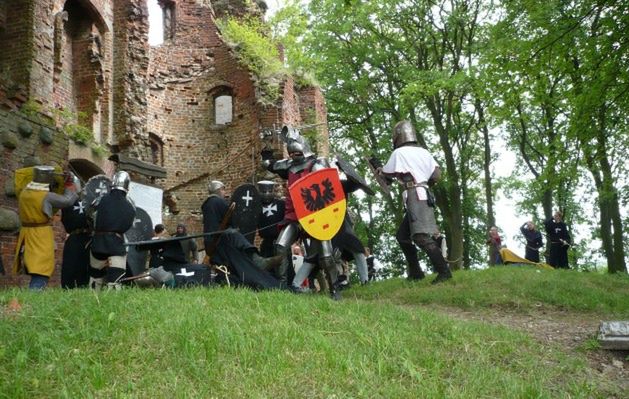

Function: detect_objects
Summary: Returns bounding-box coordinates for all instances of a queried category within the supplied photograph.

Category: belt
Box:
[94,231,123,239]
[22,222,52,227]
[403,181,427,189]
[69,228,91,235]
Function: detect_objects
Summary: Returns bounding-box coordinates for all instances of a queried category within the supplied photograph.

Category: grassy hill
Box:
[1,266,628,398]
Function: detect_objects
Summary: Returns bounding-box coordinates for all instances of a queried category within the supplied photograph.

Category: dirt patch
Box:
[428,305,629,395]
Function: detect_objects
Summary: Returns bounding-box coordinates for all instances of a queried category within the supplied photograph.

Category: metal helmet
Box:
[111,171,131,193]
[287,135,313,163]
[208,180,225,195]
[257,180,276,204]
[32,165,55,184]
[67,172,82,192]
[392,120,418,148]
[134,275,160,288]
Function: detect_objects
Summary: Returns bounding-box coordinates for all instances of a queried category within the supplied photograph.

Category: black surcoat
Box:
[61,199,91,288]
[91,190,136,258]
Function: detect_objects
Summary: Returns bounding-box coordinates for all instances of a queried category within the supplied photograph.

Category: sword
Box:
[364,156,391,196]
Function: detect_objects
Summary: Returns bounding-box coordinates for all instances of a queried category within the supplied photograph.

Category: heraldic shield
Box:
[289,168,346,241]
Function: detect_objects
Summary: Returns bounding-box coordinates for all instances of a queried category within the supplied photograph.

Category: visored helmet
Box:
[112,171,131,193]
[257,180,276,204]
[32,165,55,184]
[392,120,418,148]
[208,180,225,195]
[287,136,313,164]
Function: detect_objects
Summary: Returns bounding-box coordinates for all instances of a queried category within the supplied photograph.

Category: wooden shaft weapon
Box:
[203,202,236,264]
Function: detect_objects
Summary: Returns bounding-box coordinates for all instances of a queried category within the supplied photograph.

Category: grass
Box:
[1,266,627,398]
[350,266,629,316]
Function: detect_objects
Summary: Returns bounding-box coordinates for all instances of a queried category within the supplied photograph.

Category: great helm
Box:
[32,165,55,184]
[208,180,225,195]
[287,135,313,163]
[257,180,276,203]
[111,171,131,193]
[392,120,418,149]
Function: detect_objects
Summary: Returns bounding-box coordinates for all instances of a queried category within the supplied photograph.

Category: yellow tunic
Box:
[13,187,55,277]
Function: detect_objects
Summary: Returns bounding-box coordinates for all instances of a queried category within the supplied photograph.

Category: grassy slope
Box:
[1,266,627,398]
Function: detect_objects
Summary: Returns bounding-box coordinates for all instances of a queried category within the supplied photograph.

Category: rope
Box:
[215,265,230,287]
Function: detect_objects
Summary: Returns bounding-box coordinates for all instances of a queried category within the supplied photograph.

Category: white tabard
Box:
[381,146,438,201]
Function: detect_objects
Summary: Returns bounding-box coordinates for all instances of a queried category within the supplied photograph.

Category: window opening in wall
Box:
[149,133,164,166]
[147,0,163,46]
[215,95,233,125]
[159,0,176,41]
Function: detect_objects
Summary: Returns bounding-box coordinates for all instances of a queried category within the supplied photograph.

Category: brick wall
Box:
[113,0,151,158]
[0,1,34,95]
[0,0,331,287]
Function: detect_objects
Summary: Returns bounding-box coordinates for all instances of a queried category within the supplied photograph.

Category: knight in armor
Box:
[88,171,136,290]
[256,180,285,257]
[289,176,370,290]
[262,134,343,298]
[379,120,453,284]
[60,181,91,289]
[201,180,280,290]
[13,166,79,289]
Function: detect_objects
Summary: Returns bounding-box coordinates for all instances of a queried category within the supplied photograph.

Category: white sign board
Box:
[128,182,163,226]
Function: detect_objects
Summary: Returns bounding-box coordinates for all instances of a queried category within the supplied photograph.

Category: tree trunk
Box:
[426,98,464,270]
[594,144,627,274]
[476,99,495,229]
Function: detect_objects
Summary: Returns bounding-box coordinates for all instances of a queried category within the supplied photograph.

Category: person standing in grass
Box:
[14,166,79,290]
[520,221,543,263]
[60,195,91,289]
[544,210,571,269]
[378,120,452,284]
[486,226,503,265]
[88,171,136,290]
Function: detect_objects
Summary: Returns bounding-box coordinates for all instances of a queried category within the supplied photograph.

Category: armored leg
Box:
[315,240,342,300]
[274,222,300,288]
[396,215,425,280]
[292,261,314,289]
[413,233,451,283]
[353,252,369,284]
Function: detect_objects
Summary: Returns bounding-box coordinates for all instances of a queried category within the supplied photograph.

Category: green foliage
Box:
[18,100,49,124]
[90,143,108,157]
[217,16,286,105]
[1,270,626,398]
[51,108,94,146]
[270,0,628,273]
[64,124,93,145]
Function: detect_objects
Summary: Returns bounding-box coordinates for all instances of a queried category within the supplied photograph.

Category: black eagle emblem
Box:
[301,178,336,212]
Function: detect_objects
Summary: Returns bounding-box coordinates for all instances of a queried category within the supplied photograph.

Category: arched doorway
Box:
[68,158,105,183]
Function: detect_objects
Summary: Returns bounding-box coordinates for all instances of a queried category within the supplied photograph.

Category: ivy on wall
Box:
[217,16,286,105]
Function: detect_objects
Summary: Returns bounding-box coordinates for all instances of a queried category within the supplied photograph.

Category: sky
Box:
[145,1,573,261]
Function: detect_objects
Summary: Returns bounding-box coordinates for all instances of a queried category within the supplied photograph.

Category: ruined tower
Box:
[0,0,329,287]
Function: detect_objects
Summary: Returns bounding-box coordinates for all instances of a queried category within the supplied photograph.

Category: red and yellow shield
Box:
[289,168,346,241]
